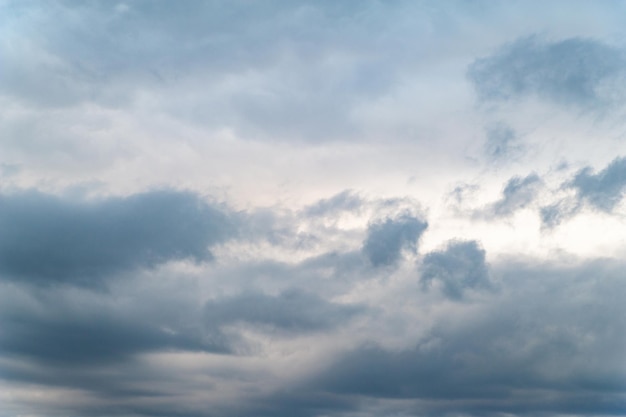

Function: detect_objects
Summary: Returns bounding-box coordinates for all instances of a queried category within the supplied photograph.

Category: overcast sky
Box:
[2,1,626,416]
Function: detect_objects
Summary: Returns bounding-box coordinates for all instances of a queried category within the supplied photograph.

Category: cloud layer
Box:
[2,2,626,417]
[0,190,235,285]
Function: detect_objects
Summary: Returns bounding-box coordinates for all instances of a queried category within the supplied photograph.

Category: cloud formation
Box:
[478,173,542,219]
[468,36,626,108]
[540,157,626,227]
[0,190,235,285]
[299,259,626,417]
[362,214,428,267]
[204,289,364,334]
[1,299,226,366]
[570,156,626,211]
[421,240,491,299]
[3,2,626,417]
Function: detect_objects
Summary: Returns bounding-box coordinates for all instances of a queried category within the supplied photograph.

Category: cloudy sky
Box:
[2,1,626,416]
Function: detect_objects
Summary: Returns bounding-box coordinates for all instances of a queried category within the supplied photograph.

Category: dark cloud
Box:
[362,214,428,267]
[421,240,491,299]
[2,195,626,417]
[570,156,626,211]
[0,278,230,380]
[540,157,626,228]
[204,289,363,334]
[302,259,626,416]
[0,190,235,286]
[468,36,626,108]
[0,285,364,416]
[480,173,542,218]
[1,304,227,366]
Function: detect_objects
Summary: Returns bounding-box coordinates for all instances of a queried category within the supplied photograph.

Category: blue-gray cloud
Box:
[539,198,580,229]
[298,260,626,417]
[570,157,626,211]
[303,190,363,217]
[540,157,626,228]
[1,305,228,366]
[204,289,363,334]
[362,214,428,267]
[484,123,523,161]
[4,2,626,416]
[421,240,491,299]
[478,173,542,218]
[2,193,626,417]
[0,0,406,142]
[468,36,626,108]
[0,190,235,285]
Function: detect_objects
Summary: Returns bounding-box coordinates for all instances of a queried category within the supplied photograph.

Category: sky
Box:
[1,1,626,416]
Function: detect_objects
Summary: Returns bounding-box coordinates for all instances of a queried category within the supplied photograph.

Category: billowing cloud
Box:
[362,214,428,267]
[468,36,626,108]
[420,240,491,299]
[0,190,235,285]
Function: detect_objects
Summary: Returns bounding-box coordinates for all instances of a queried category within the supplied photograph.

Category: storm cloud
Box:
[1,301,227,366]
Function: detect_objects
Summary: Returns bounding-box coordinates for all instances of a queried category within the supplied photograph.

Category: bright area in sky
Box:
[1,1,626,417]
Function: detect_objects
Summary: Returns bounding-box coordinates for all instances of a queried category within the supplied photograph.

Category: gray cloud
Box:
[303,190,364,217]
[299,259,626,417]
[2,191,626,417]
[570,157,626,211]
[0,190,235,286]
[1,305,227,366]
[540,157,626,228]
[0,1,405,142]
[479,173,542,218]
[204,289,363,334]
[4,2,626,416]
[484,123,523,161]
[0,277,230,380]
[421,240,491,299]
[468,36,626,108]
[540,197,582,229]
[362,214,428,267]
